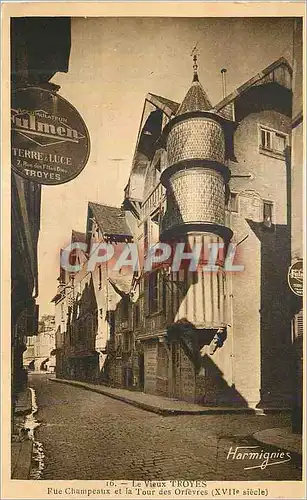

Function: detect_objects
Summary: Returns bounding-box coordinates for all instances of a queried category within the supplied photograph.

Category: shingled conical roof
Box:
[176,67,212,116]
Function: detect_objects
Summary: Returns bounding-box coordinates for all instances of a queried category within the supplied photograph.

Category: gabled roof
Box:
[88,201,132,237]
[212,57,292,115]
[148,93,180,115]
[176,77,212,116]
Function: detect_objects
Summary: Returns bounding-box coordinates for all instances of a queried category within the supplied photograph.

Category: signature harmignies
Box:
[226,446,292,470]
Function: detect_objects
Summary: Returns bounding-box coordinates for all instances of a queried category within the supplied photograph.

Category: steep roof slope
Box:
[88,202,132,237]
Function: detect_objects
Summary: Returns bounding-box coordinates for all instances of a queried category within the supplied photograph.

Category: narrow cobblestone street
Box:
[30,374,301,481]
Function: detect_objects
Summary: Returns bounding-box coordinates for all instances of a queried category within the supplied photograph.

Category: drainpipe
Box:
[229,273,235,387]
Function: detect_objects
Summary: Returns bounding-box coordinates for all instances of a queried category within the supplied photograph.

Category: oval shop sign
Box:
[288,260,303,297]
[11,87,90,185]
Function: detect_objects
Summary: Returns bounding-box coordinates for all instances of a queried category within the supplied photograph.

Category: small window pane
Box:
[265,131,272,149]
[260,128,272,150]
[261,129,266,148]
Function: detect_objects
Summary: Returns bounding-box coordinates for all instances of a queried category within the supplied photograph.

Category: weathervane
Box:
[190,42,200,81]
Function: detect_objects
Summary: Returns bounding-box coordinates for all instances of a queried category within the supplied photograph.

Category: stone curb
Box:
[14,388,32,416]
[11,440,33,480]
[253,428,302,456]
[50,378,264,416]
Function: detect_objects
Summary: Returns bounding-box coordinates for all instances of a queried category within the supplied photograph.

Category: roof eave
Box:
[213,57,293,113]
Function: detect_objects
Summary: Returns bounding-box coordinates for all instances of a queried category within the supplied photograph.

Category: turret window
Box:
[259,125,288,158]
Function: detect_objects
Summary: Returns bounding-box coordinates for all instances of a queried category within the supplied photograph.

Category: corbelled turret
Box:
[160,54,232,242]
[160,54,232,329]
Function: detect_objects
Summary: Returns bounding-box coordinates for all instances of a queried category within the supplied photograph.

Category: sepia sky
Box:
[38,16,294,315]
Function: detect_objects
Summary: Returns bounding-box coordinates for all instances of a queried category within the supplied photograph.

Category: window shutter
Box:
[295,309,303,339]
[274,133,286,153]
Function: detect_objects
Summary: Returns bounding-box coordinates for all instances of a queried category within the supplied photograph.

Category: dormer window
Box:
[259,125,288,158]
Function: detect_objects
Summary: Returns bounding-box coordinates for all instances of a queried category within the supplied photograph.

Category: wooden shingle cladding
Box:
[176,78,212,116]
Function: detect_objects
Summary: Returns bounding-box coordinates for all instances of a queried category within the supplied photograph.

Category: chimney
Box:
[221,68,227,99]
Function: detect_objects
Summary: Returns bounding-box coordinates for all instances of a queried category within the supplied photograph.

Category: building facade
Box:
[52,220,133,384]
[11,17,71,407]
[54,49,302,409]
[23,315,56,372]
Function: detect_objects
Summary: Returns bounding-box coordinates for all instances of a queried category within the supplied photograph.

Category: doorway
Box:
[171,340,196,402]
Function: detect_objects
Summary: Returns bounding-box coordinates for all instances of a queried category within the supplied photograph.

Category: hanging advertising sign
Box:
[288,260,303,297]
[11,87,90,185]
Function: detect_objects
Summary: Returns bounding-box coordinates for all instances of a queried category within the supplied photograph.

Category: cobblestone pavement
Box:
[30,374,302,481]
